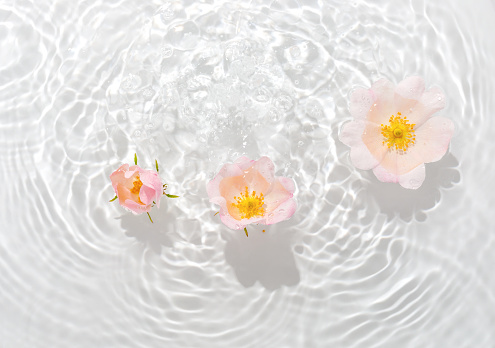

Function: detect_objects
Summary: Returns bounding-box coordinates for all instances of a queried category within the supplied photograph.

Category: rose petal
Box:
[372,163,399,183]
[123,199,151,214]
[264,179,292,213]
[110,164,130,193]
[349,87,375,119]
[362,122,388,164]
[372,162,425,189]
[378,148,424,176]
[277,176,296,194]
[220,212,245,230]
[251,156,275,185]
[393,77,425,122]
[265,197,297,225]
[395,76,425,101]
[139,170,162,207]
[410,116,454,163]
[398,163,425,189]
[206,162,244,201]
[235,156,255,171]
[350,142,381,170]
[406,86,446,126]
[139,184,157,205]
[339,120,366,147]
[367,78,396,124]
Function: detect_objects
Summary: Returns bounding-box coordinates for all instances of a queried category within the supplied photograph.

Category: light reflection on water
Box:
[0,0,494,347]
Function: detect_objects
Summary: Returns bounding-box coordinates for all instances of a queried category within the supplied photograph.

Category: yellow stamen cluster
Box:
[232,187,266,219]
[381,112,416,152]
[130,176,143,195]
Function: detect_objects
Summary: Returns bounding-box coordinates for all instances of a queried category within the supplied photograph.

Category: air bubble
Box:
[160,46,173,58]
[120,74,141,91]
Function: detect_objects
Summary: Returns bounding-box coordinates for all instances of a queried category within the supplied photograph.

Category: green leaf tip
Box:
[244,227,248,237]
[165,194,179,198]
[147,212,153,223]
[109,195,118,202]
[134,153,137,165]
[155,159,159,173]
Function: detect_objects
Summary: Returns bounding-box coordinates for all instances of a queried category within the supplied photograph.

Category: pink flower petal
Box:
[251,156,275,185]
[410,116,455,163]
[110,164,130,192]
[377,148,424,176]
[264,180,293,213]
[339,120,366,147]
[220,175,249,220]
[393,77,426,124]
[235,156,255,170]
[407,86,446,126]
[367,78,396,124]
[206,162,244,202]
[372,163,399,183]
[341,120,387,166]
[395,76,425,101]
[123,199,152,214]
[139,170,162,207]
[265,197,297,225]
[139,184,157,205]
[398,163,425,189]
[277,176,296,194]
[362,122,388,164]
[349,87,375,119]
[350,142,381,170]
[372,162,425,189]
[220,212,245,230]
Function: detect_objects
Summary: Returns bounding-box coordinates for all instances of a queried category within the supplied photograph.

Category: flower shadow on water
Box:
[364,152,460,221]
[223,226,300,291]
[119,208,179,254]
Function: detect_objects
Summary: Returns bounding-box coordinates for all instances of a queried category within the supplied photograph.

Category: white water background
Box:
[1,0,494,347]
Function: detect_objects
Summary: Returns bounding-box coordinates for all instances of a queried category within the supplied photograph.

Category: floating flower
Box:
[109,154,178,222]
[207,156,296,236]
[339,76,455,189]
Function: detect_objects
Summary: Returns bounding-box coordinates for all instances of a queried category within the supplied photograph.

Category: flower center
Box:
[381,112,416,151]
[130,176,143,195]
[232,187,266,219]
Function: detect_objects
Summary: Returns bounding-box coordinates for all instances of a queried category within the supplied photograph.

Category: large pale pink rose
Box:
[110,164,163,213]
[207,156,297,230]
[339,76,455,189]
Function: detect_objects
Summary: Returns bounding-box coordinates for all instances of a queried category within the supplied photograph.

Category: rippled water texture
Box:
[1,0,495,347]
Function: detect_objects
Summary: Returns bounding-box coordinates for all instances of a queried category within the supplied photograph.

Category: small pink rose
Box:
[207,156,297,231]
[340,76,455,189]
[110,163,163,214]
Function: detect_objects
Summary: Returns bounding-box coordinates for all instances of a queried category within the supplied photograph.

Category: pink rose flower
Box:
[339,76,455,189]
[207,156,297,231]
[110,164,163,214]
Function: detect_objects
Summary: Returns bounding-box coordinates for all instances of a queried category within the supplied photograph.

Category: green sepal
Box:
[147,212,154,223]
[134,153,137,165]
[109,195,118,202]
[165,194,179,198]
[244,227,248,237]
[155,159,159,172]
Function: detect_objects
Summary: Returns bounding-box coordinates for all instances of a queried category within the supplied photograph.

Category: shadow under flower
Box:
[364,152,460,221]
[224,225,300,291]
[119,208,179,254]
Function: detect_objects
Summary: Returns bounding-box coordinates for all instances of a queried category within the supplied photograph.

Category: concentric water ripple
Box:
[1,0,495,347]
